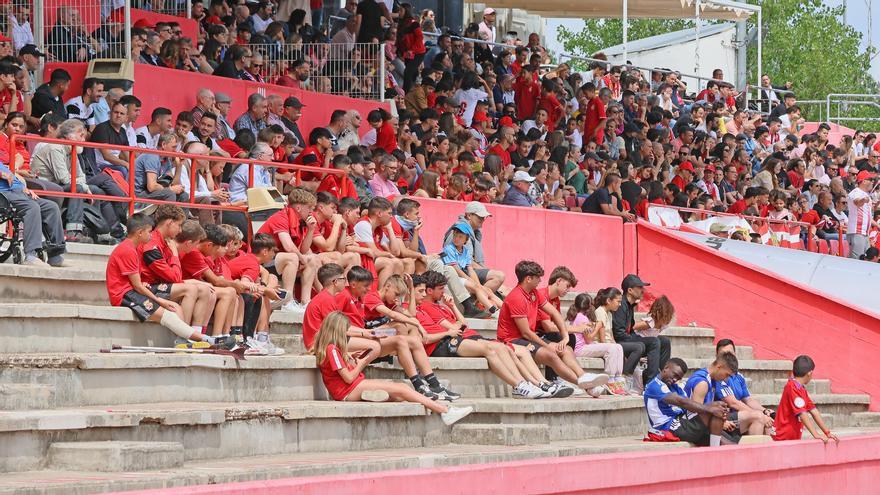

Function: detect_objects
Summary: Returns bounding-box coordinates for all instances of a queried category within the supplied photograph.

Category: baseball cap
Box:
[472,111,491,124]
[465,201,492,218]
[215,92,232,104]
[498,116,515,128]
[512,170,535,183]
[621,274,650,292]
[857,170,877,183]
[483,7,496,15]
[679,161,695,173]
[283,96,305,109]
[0,34,11,43]
[705,164,717,172]
[133,18,154,29]
[18,44,46,58]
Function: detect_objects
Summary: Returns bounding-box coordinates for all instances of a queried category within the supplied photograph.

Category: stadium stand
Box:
[2,0,880,492]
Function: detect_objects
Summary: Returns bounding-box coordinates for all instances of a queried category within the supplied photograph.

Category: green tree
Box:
[557,19,694,69]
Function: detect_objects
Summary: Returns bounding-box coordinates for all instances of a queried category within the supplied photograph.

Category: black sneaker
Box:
[230,328,244,343]
[416,382,439,400]
[370,355,394,366]
[216,335,238,350]
[433,386,461,402]
[462,298,490,318]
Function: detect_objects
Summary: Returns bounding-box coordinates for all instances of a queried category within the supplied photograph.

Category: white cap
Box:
[483,7,496,15]
[465,201,492,218]
[512,170,535,182]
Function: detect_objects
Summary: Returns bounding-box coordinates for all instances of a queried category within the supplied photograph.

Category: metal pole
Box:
[33,0,45,86]
[694,0,701,75]
[378,45,385,103]
[623,0,628,64]
[186,0,193,18]
[124,0,132,60]
[757,8,762,98]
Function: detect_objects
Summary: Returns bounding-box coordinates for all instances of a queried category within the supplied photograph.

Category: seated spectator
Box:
[643,358,733,446]
[64,77,103,131]
[612,274,671,387]
[714,339,775,437]
[257,188,322,310]
[214,44,252,80]
[369,154,401,199]
[310,310,472,423]
[502,170,538,207]
[308,191,361,271]
[0,159,67,266]
[233,93,269,136]
[0,63,27,125]
[564,292,628,395]
[229,233,284,348]
[293,127,334,186]
[316,155,359,200]
[133,133,188,204]
[773,355,838,443]
[278,97,306,151]
[442,202,507,297]
[106,214,220,345]
[90,101,132,179]
[136,107,173,149]
[353,197,404,288]
[228,142,274,203]
[581,174,636,222]
[414,271,551,399]
[495,260,609,395]
[441,222,503,317]
[31,68,70,123]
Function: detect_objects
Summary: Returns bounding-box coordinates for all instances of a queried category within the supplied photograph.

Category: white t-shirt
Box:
[353,219,390,249]
[847,187,872,236]
[454,88,488,127]
[135,126,160,149]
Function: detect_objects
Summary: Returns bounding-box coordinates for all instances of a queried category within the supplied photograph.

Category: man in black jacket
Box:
[612,274,672,386]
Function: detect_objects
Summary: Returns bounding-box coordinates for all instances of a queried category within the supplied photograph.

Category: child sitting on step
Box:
[311,310,473,426]
[636,296,675,338]
[565,293,629,395]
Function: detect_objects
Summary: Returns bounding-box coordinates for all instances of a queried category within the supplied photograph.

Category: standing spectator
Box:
[396,3,426,92]
[46,7,95,62]
[478,8,497,42]
[847,170,878,259]
[356,0,391,44]
[10,4,35,52]
[612,274,671,385]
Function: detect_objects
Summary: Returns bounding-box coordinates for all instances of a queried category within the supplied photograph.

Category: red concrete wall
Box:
[109,433,880,495]
[131,9,199,41]
[636,221,880,410]
[415,198,628,290]
[42,2,196,40]
[45,63,387,135]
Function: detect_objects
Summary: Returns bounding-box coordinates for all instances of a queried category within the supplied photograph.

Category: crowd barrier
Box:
[108,433,880,495]
[44,63,389,133]
[636,220,880,410]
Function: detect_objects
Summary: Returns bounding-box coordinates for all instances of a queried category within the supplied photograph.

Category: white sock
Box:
[161,310,198,340]
[256,332,269,342]
[191,325,203,333]
[709,434,721,447]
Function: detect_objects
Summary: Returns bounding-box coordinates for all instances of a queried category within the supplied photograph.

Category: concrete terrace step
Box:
[0,265,107,305]
[62,243,115,265]
[773,378,832,395]
[0,436,696,495]
[451,423,550,446]
[751,393,871,419]
[0,397,649,473]
[47,441,184,472]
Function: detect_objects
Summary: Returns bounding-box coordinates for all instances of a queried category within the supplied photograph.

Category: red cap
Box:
[705,164,716,173]
[857,170,878,182]
[133,18,153,29]
[498,116,515,128]
[205,15,224,25]
[472,111,491,124]
[0,34,11,42]
[679,161,695,173]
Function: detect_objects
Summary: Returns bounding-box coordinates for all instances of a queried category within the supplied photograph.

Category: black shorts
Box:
[508,334,564,356]
[540,331,577,349]
[474,268,490,284]
[263,261,279,278]
[121,289,164,322]
[669,413,710,446]
[365,316,391,330]
[431,335,486,357]
[148,283,173,300]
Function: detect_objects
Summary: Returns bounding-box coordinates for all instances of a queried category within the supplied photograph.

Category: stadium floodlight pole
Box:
[694,0,701,76]
[124,0,132,60]
[622,0,628,65]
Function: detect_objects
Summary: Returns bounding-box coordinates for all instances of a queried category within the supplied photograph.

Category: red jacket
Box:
[513,75,541,121]
[396,18,426,58]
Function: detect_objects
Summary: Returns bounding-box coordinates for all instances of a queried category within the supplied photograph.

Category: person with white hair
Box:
[228,142,275,203]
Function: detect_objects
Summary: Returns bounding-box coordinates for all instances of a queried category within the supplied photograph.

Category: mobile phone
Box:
[355,349,372,360]
[276,289,288,299]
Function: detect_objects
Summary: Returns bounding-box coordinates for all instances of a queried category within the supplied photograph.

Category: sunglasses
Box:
[253,64,263,68]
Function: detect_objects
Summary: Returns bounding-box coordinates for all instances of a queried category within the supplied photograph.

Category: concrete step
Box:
[451,423,549,446]
[751,394,871,426]
[63,243,114,266]
[0,384,55,410]
[0,435,697,495]
[773,378,832,395]
[0,265,107,305]
[47,441,184,472]
[851,412,880,428]
[0,397,648,473]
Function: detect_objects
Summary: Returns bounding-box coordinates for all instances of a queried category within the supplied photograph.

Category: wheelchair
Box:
[0,192,25,264]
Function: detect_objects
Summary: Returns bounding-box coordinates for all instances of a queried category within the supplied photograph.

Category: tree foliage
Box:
[557,19,693,69]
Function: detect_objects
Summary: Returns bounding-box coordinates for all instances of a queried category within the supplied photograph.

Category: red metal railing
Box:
[7,133,343,218]
[647,203,848,256]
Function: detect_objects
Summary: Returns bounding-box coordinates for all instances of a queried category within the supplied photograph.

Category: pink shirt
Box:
[368,176,399,199]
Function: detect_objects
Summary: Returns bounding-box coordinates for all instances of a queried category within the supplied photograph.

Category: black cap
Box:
[283,97,304,109]
[621,274,650,292]
[19,44,46,58]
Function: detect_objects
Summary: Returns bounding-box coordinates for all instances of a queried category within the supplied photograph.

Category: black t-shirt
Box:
[31,84,67,120]
[90,121,129,146]
[581,187,613,215]
[620,180,643,212]
[214,60,242,79]
[356,0,384,44]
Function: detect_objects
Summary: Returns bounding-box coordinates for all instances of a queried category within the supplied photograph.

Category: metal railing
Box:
[248,42,386,101]
[825,94,880,127]
[130,0,192,17]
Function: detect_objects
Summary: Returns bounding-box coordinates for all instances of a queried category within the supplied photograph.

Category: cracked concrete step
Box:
[48,441,184,472]
[0,397,649,473]
[850,412,880,428]
[451,423,549,446]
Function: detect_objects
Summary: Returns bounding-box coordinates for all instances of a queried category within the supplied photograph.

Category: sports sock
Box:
[409,375,423,389]
[191,325,203,334]
[256,332,269,342]
[203,335,217,345]
[709,434,721,447]
[161,310,199,340]
[424,373,442,390]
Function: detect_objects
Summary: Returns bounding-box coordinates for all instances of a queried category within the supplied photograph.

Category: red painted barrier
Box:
[636,221,880,410]
[109,433,880,495]
[130,9,199,41]
[415,198,627,290]
[45,63,388,135]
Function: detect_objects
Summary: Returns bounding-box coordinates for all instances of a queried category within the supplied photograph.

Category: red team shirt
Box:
[495,286,548,343]
[416,300,479,355]
[138,229,183,285]
[106,239,141,306]
[227,252,261,281]
[362,290,388,321]
[258,206,305,251]
[319,344,364,400]
[180,249,213,280]
[302,289,339,349]
[536,286,560,323]
[772,378,816,441]
[334,287,365,328]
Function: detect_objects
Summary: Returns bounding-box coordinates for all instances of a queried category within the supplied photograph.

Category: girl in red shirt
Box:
[311,311,474,425]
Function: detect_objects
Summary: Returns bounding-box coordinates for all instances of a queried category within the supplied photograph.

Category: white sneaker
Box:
[361,389,390,402]
[441,406,474,426]
[554,377,585,396]
[526,382,551,399]
[588,386,605,398]
[282,299,307,313]
[21,257,50,267]
[246,337,285,356]
[577,373,610,390]
[513,381,545,399]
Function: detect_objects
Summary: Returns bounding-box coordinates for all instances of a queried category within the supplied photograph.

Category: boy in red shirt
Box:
[537,266,578,335]
[316,155,359,200]
[257,188,322,311]
[496,260,609,394]
[773,355,838,443]
[353,197,405,289]
[414,271,557,399]
[106,214,222,346]
[582,82,606,146]
[362,274,424,335]
[139,206,216,336]
[310,191,361,272]
[341,266,461,402]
